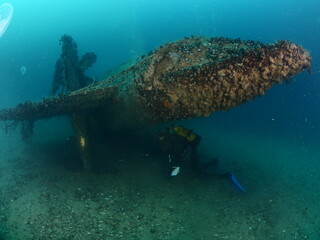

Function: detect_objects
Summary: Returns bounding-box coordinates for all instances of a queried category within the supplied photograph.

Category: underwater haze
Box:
[0,0,320,239]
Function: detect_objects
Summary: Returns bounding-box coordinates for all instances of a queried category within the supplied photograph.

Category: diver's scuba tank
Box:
[172,126,201,146]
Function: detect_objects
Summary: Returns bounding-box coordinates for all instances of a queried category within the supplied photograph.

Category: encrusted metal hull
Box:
[0,36,311,123]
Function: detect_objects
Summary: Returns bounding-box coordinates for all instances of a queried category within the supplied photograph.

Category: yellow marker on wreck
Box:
[80,136,86,147]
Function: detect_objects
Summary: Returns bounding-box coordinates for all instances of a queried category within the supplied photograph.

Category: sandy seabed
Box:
[0,118,319,240]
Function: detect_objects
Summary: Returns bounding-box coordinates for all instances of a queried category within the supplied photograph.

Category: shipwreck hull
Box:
[0,36,311,124]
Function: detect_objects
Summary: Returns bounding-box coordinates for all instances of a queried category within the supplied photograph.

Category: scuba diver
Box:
[157,125,246,192]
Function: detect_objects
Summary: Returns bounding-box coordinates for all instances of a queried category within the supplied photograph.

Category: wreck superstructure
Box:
[0,36,311,170]
[0,36,311,124]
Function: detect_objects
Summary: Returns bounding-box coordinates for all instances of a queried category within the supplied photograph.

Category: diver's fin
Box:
[230,172,247,193]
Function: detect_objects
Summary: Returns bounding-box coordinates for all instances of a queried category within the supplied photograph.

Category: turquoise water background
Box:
[0,0,319,128]
[0,0,319,111]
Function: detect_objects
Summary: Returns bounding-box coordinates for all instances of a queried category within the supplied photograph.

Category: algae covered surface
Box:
[0,37,311,124]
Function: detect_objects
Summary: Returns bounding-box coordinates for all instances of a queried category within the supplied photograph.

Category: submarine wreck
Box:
[0,35,311,170]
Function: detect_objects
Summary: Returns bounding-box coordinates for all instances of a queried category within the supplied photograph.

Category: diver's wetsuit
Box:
[158,126,246,192]
[159,126,201,176]
[159,126,231,178]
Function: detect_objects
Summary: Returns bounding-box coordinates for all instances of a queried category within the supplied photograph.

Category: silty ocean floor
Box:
[0,116,319,240]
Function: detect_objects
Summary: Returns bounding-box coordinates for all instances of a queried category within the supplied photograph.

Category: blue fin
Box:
[230,172,247,193]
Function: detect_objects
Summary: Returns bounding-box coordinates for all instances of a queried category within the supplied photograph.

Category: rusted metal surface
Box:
[0,36,311,123]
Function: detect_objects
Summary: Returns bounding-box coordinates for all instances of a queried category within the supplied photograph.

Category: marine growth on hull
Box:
[0,36,311,126]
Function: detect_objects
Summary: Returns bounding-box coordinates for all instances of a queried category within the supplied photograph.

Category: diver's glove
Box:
[168,154,181,177]
[170,166,180,176]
